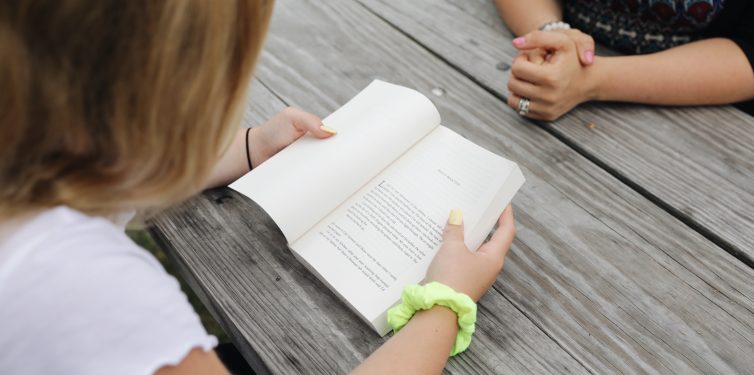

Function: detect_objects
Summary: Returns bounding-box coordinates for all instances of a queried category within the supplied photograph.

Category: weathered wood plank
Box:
[250,0,754,373]
[151,84,589,374]
[152,192,590,375]
[243,78,287,127]
[358,0,754,265]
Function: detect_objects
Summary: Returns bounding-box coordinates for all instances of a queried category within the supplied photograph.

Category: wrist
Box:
[387,282,477,356]
[523,16,561,34]
[247,127,269,168]
[585,56,609,101]
[424,278,477,301]
[415,305,459,332]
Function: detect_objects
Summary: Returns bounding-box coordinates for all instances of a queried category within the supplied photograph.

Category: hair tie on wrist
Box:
[387,282,477,356]
[245,127,253,171]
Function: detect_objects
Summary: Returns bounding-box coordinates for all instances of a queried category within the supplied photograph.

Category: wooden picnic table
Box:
[149,1,754,373]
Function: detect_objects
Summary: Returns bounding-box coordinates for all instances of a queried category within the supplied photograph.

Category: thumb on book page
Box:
[443,208,465,245]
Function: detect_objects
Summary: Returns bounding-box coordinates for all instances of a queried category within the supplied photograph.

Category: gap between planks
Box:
[251,76,597,375]
[352,0,754,271]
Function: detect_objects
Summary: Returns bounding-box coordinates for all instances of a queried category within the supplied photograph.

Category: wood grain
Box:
[250,0,754,372]
[150,1,754,373]
[152,82,588,374]
[242,78,287,127]
[151,193,592,375]
[358,0,754,265]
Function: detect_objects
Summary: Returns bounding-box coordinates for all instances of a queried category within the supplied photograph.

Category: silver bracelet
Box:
[539,21,571,32]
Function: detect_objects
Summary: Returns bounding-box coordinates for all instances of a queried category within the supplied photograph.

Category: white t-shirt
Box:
[0,206,217,374]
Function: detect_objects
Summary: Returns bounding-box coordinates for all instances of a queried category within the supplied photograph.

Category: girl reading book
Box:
[0,1,516,374]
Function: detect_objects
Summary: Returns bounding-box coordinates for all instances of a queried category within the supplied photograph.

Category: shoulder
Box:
[0,207,217,375]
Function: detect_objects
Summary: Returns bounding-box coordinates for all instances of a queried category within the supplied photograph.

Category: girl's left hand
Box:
[508,31,600,121]
[250,107,336,167]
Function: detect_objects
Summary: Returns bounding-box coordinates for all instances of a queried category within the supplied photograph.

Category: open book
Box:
[231,80,524,335]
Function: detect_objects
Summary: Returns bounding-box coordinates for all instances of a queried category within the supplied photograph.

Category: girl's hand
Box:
[249,107,336,167]
[425,205,516,301]
[507,31,600,121]
[204,107,335,189]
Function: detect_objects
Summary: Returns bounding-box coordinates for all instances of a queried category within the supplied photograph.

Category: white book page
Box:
[230,80,440,242]
[291,126,522,333]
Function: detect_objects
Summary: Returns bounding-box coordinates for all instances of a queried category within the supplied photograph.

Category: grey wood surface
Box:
[149,0,754,374]
[243,79,288,127]
[357,0,754,265]
[154,78,590,375]
[152,189,590,375]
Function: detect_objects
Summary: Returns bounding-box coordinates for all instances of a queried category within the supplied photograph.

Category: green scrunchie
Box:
[386,282,477,356]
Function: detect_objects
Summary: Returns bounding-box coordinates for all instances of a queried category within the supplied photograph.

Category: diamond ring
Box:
[517,97,530,116]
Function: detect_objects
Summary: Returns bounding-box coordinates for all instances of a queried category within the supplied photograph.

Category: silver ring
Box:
[517,97,530,116]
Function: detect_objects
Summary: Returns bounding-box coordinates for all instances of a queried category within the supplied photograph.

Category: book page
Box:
[291,126,523,333]
[230,80,440,242]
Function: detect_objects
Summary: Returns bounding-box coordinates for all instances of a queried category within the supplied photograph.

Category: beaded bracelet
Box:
[539,20,571,32]
[387,282,477,356]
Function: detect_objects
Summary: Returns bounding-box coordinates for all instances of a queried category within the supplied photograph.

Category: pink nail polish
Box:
[513,37,526,46]
[585,50,594,64]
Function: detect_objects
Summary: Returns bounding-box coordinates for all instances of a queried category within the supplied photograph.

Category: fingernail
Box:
[584,50,594,64]
[512,37,526,46]
[448,208,463,225]
[320,125,337,135]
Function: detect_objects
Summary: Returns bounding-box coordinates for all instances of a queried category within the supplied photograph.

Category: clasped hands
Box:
[506,28,601,121]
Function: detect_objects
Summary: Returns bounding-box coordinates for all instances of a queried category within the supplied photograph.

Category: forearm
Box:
[350,306,458,375]
[590,38,754,105]
[494,0,562,36]
[204,128,250,189]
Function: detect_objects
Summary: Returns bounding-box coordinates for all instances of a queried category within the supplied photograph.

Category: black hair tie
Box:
[245,127,253,171]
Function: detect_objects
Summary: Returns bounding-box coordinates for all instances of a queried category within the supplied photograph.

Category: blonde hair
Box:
[0,0,273,218]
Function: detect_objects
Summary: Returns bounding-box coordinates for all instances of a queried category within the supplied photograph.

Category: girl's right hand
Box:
[424,205,516,301]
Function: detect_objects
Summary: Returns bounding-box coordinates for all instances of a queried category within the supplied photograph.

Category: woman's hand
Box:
[425,205,516,301]
[549,28,595,66]
[507,31,600,121]
[204,107,336,189]
[249,107,336,167]
[517,28,595,66]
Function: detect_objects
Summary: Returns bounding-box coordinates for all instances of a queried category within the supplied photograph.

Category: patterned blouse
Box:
[561,0,754,114]
[564,0,725,54]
